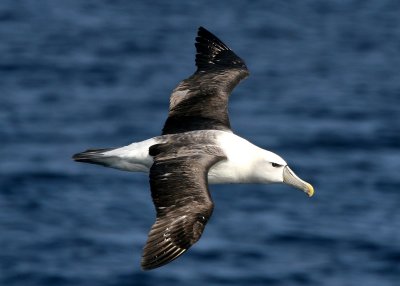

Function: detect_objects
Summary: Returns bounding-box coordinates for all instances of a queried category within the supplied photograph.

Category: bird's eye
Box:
[271,163,281,168]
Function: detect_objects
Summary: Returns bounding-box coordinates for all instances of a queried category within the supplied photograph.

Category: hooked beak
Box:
[283,166,314,197]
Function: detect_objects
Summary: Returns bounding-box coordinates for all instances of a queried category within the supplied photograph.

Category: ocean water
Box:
[1,0,399,285]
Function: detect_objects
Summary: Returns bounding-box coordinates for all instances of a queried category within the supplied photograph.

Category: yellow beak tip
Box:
[306,183,314,197]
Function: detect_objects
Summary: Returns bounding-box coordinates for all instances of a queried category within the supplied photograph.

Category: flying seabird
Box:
[73,27,314,270]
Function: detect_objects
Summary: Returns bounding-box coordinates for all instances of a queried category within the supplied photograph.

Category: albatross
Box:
[73,27,314,270]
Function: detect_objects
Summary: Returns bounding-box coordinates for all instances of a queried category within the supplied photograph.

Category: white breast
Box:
[207,132,265,184]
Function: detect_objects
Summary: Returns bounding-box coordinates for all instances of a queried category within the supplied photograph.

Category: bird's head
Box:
[256,151,314,197]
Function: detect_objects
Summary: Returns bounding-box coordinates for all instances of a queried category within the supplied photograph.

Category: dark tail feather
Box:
[72,148,113,166]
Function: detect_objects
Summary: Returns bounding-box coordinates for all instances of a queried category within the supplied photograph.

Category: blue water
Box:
[1,0,399,285]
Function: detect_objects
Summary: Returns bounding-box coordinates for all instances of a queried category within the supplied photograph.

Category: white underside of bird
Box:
[88,130,313,195]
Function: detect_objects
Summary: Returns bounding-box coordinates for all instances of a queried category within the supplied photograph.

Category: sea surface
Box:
[1,1,399,285]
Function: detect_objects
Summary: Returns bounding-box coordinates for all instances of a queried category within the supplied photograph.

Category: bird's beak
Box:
[283,166,314,197]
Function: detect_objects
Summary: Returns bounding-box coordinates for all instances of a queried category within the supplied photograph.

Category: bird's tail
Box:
[72,148,114,166]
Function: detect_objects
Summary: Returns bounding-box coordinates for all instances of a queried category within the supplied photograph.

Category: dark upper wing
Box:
[162,27,249,135]
[141,140,226,270]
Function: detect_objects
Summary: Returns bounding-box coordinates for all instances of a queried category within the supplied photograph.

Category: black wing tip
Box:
[195,26,247,71]
[141,249,186,271]
[196,26,227,47]
[197,26,208,34]
[141,238,187,271]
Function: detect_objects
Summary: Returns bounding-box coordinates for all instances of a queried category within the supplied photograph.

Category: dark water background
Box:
[1,0,399,285]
